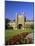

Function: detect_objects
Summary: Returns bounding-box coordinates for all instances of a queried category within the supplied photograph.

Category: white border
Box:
[0,0,35,46]
[0,0,5,46]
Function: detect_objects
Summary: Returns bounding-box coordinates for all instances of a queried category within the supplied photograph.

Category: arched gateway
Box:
[17,24,22,29]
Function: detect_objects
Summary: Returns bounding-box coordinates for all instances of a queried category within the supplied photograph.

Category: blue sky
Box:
[5,1,34,20]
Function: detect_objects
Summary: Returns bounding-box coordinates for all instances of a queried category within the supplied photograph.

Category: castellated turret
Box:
[16,12,25,29]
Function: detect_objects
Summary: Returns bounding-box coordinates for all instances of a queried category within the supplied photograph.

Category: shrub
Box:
[30,24,34,29]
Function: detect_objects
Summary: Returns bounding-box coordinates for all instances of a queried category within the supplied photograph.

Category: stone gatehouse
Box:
[8,12,34,29]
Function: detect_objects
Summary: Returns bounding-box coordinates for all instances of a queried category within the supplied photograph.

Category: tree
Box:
[5,18,11,29]
[24,16,26,22]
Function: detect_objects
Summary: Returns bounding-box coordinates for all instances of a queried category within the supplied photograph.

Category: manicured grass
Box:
[5,28,33,41]
[24,28,33,33]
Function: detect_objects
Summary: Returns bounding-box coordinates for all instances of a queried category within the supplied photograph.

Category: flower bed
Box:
[5,32,33,45]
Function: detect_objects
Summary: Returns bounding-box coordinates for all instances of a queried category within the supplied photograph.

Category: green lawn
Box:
[5,28,33,41]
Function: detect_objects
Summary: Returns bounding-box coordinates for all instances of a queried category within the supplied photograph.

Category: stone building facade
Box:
[8,12,34,29]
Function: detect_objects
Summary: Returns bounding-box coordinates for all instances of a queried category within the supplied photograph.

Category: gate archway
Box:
[17,24,22,29]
